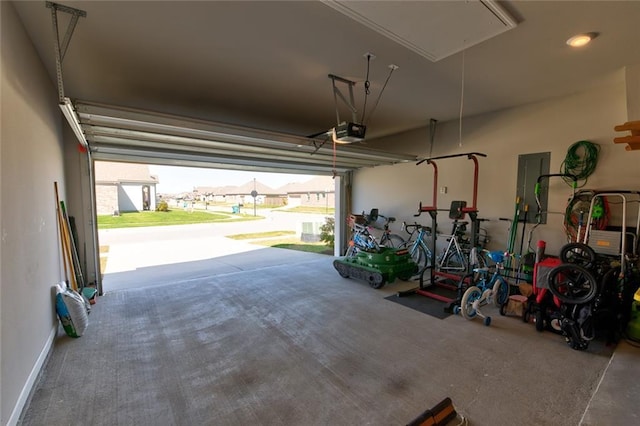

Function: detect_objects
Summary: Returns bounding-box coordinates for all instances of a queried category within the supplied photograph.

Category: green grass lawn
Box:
[97,212,334,262]
[97,210,262,229]
[278,206,334,214]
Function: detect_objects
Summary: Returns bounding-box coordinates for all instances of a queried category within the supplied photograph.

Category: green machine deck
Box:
[333,247,417,289]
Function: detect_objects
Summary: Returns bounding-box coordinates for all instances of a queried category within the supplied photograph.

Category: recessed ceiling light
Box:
[566,32,598,47]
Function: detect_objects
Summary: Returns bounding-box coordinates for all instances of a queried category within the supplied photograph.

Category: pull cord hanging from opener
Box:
[561,140,600,187]
[360,53,373,124]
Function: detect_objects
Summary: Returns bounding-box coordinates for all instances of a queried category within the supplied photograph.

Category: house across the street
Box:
[94,162,159,215]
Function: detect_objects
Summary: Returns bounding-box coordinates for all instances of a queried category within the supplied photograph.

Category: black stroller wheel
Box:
[522,304,531,323]
[560,243,597,269]
[535,309,545,332]
[547,263,598,304]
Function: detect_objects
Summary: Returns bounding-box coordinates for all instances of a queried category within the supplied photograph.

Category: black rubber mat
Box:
[385,292,452,320]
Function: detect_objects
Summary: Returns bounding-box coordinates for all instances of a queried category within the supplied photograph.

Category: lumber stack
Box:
[614,120,640,151]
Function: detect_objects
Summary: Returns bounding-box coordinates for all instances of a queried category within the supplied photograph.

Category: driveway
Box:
[99,211,332,293]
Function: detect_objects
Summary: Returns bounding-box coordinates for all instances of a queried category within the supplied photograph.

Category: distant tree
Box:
[319,216,334,246]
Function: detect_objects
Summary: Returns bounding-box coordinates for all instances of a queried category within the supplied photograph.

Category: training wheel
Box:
[483,316,492,326]
[453,306,461,315]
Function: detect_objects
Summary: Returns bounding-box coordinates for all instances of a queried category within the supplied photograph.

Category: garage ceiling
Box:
[11,1,640,173]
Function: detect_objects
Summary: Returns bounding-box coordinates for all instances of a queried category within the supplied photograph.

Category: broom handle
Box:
[54,182,76,290]
[55,189,69,284]
[61,200,85,290]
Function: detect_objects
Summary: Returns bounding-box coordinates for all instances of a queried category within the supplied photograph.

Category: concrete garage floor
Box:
[21,247,640,425]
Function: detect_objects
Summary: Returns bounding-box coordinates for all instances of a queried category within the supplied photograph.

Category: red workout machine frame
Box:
[399,152,486,305]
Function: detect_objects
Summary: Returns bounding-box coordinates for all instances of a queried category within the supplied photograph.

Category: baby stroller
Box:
[544,243,623,350]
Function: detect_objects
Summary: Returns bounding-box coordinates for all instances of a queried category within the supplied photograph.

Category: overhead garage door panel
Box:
[74,101,416,174]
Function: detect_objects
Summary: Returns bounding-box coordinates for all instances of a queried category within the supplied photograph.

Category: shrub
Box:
[156,200,169,212]
[319,216,334,246]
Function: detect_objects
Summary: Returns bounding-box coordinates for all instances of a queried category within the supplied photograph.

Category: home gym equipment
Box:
[398,152,486,307]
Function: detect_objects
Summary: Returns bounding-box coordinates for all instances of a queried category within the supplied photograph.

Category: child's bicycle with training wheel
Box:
[454,250,511,326]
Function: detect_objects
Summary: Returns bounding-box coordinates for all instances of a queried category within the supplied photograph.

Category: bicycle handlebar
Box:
[402,221,431,235]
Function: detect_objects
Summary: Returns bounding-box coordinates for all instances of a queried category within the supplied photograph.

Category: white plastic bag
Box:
[55,283,90,337]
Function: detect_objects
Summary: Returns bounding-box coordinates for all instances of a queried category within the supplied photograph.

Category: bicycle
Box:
[371,212,406,249]
[345,210,405,257]
[455,250,511,326]
[436,220,488,272]
[400,221,433,275]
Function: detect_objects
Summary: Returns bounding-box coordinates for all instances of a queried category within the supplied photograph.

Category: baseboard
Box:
[6,325,57,426]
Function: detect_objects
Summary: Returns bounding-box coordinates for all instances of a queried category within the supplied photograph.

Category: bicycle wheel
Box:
[460,286,482,320]
[422,245,433,270]
[409,243,428,273]
[492,278,509,307]
[442,250,467,271]
[560,243,597,269]
[382,233,405,248]
[474,249,487,269]
[547,263,598,304]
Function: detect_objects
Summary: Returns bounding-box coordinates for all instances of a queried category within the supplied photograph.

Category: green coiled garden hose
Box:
[560,140,600,187]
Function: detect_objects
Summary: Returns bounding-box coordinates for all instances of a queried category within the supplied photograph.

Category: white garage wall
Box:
[1,2,68,424]
[358,71,638,256]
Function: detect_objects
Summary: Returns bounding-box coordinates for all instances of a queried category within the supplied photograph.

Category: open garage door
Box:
[65,100,417,294]
[73,100,416,175]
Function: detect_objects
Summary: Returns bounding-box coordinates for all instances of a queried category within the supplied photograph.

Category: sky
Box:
[149,165,316,194]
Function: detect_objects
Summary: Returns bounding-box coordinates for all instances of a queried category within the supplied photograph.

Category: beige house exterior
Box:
[94,162,159,215]
[191,176,336,208]
[277,176,336,209]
